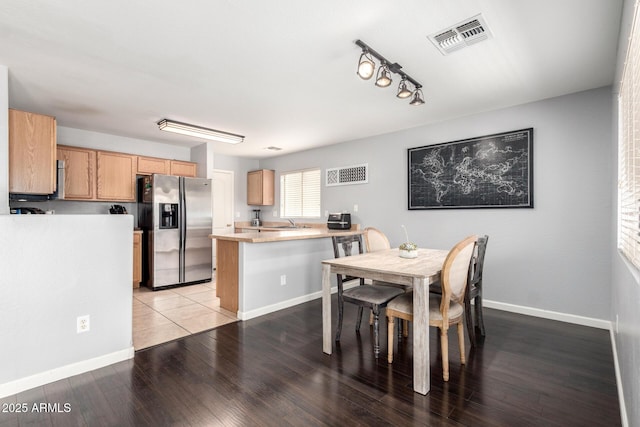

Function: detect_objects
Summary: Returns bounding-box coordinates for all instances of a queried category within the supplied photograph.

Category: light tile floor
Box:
[133,278,237,350]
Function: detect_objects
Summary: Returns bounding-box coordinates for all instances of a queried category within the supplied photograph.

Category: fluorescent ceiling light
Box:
[157,119,244,144]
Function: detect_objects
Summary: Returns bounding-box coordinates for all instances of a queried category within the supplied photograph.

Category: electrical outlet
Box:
[273,209,278,217]
[353,204,358,212]
[77,315,90,333]
[280,275,287,286]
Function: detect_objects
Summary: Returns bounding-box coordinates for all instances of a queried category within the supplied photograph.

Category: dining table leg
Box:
[322,263,332,355]
[412,276,430,395]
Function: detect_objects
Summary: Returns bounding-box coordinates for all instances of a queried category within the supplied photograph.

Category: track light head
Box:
[409,88,425,106]
[375,62,392,88]
[396,78,412,99]
[357,50,375,80]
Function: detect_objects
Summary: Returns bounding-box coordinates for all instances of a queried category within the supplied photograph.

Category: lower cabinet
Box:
[133,231,142,287]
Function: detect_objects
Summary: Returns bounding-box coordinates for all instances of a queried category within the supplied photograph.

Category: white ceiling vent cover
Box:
[326,164,368,187]
[428,14,492,55]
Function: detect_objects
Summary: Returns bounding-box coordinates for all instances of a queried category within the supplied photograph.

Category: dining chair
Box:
[386,234,477,381]
[332,234,404,357]
[363,226,411,328]
[429,235,488,346]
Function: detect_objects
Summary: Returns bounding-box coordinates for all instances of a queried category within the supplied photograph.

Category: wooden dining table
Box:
[321,247,449,395]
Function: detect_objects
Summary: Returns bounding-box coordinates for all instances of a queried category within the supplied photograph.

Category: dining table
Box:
[321,247,449,395]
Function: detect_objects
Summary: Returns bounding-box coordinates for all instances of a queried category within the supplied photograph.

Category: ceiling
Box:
[0,1,623,158]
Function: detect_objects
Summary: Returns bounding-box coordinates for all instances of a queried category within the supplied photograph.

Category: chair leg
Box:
[464,300,476,347]
[369,310,374,326]
[457,322,466,365]
[355,306,364,332]
[372,306,380,357]
[335,293,344,342]
[387,316,395,363]
[440,327,449,382]
[475,295,486,337]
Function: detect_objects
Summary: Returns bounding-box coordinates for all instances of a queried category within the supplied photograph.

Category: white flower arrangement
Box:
[399,225,418,258]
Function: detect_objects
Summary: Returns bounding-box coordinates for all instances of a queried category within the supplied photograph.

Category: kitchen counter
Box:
[210,226,362,320]
[209,228,361,243]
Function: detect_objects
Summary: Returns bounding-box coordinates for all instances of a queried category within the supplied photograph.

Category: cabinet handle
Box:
[226,224,232,227]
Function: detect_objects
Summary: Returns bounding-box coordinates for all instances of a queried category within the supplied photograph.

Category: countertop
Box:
[210,228,362,243]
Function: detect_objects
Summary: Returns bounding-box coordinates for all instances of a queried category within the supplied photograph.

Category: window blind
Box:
[280,168,321,218]
[619,1,640,268]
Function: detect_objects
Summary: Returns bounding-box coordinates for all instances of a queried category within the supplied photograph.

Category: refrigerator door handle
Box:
[179,177,186,283]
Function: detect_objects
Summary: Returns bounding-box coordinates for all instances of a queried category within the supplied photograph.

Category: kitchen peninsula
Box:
[210,226,361,320]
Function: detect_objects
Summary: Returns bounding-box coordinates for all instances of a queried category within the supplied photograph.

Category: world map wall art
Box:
[408,128,533,209]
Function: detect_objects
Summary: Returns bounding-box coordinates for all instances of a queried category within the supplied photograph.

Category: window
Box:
[619,3,640,268]
[280,168,321,218]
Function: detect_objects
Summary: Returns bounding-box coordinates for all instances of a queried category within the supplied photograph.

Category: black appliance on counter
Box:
[327,213,351,230]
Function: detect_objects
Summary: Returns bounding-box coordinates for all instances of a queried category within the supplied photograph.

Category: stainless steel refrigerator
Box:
[138,174,212,289]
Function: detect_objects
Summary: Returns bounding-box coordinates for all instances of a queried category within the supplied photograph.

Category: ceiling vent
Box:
[428,14,492,55]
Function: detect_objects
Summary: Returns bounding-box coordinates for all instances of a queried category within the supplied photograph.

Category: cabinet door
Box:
[138,156,170,175]
[96,151,137,201]
[170,160,197,177]
[57,146,96,200]
[133,232,142,287]
[247,169,274,205]
[9,109,57,194]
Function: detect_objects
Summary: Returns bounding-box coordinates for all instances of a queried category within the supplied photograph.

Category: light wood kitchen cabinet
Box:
[170,160,197,177]
[133,231,142,287]
[96,151,137,201]
[57,146,96,200]
[9,109,57,194]
[137,156,171,175]
[247,169,274,205]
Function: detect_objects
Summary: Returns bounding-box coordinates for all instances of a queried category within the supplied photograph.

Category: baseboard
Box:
[609,329,629,427]
[0,347,134,399]
[238,282,358,321]
[482,299,611,330]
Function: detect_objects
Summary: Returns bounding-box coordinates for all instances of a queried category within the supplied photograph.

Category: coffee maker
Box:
[251,209,262,227]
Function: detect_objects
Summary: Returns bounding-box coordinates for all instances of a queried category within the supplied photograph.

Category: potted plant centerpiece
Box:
[399,225,418,258]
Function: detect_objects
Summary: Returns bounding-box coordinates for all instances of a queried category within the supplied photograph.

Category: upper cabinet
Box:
[137,156,170,175]
[170,160,197,177]
[137,156,197,177]
[96,151,137,201]
[57,146,96,200]
[247,169,275,206]
[9,109,57,194]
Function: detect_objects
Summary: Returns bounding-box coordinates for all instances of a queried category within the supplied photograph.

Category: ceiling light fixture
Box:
[396,76,413,99]
[409,88,425,106]
[157,119,244,144]
[356,49,376,80]
[354,39,424,106]
[375,62,393,88]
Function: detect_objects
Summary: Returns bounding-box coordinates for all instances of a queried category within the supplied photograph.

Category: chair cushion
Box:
[387,294,464,321]
[342,285,404,305]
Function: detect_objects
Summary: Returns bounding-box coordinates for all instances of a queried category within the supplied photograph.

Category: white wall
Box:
[214,153,259,221]
[260,86,613,322]
[0,65,9,214]
[0,215,134,397]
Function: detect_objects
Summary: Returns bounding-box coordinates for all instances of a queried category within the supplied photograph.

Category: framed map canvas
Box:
[408,128,533,209]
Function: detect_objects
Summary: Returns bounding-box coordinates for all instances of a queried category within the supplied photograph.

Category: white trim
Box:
[483,299,611,329]
[0,347,134,399]
[238,281,360,321]
[610,328,629,427]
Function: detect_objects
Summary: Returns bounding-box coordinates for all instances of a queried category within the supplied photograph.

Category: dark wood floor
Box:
[1,297,621,426]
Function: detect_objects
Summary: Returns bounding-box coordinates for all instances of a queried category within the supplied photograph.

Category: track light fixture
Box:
[409,88,425,106]
[357,49,376,80]
[396,77,413,99]
[355,39,424,106]
[157,119,244,144]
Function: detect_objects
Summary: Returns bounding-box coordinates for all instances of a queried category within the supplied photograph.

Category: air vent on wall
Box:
[326,164,368,187]
[428,14,492,55]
